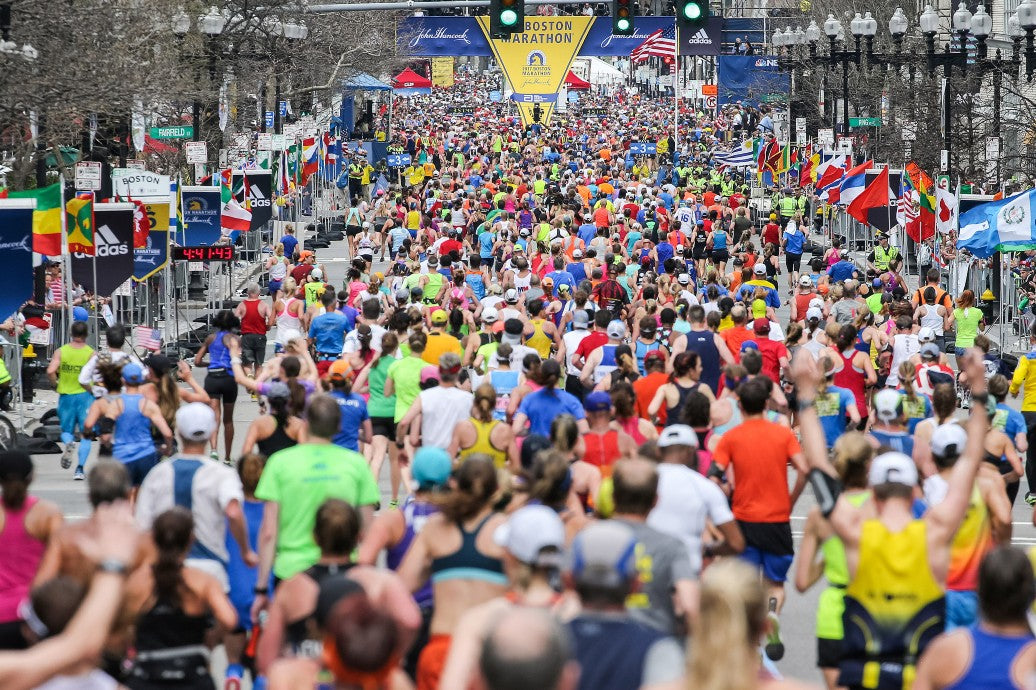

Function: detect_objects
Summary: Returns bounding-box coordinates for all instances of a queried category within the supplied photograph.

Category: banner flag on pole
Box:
[958,188,1036,258]
[66,193,95,255]
[70,203,135,297]
[847,167,894,225]
[6,183,61,255]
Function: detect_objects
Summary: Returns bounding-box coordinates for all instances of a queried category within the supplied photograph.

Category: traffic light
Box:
[532,103,543,123]
[490,0,524,37]
[613,0,635,35]
[676,0,708,28]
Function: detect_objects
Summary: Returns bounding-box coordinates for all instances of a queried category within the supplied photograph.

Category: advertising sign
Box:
[180,187,222,246]
[133,202,170,282]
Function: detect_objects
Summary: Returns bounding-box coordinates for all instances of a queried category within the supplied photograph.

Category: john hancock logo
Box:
[523,50,550,77]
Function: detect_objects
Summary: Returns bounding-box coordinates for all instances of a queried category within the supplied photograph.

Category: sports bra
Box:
[460,419,508,469]
[285,562,356,651]
[665,381,702,427]
[429,514,507,585]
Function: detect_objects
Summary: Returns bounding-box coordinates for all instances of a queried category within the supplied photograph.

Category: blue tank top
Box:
[855,328,870,353]
[225,499,265,614]
[869,428,915,457]
[656,242,674,265]
[209,331,232,370]
[386,496,439,608]
[713,230,728,250]
[634,339,654,376]
[944,627,1035,690]
[683,329,721,393]
[490,369,520,422]
[114,393,155,462]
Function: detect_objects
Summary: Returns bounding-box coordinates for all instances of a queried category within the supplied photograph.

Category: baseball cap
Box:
[678,273,691,285]
[676,245,685,254]
[145,354,175,377]
[573,248,583,258]
[412,447,453,489]
[931,422,968,459]
[327,360,350,382]
[753,263,766,275]
[920,343,940,360]
[503,318,524,339]
[657,424,698,448]
[264,380,292,399]
[918,326,936,343]
[420,366,440,385]
[568,521,638,588]
[572,309,590,329]
[808,298,825,310]
[176,402,217,442]
[542,276,554,287]
[584,391,613,412]
[0,451,32,481]
[394,288,409,302]
[310,268,323,281]
[644,349,667,365]
[806,307,824,321]
[740,340,759,352]
[606,320,627,339]
[799,275,813,287]
[873,388,902,422]
[481,307,500,324]
[494,505,565,567]
[868,451,918,487]
[753,319,770,334]
[430,309,448,325]
[505,288,519,304]
[121,362,147,385]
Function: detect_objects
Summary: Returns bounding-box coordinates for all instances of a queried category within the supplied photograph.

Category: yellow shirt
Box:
[422,331,462,366]
[1011,352,1036,411]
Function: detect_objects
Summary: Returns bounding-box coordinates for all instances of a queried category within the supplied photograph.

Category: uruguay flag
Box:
[836,160,873,207]
[958,188,1036,258]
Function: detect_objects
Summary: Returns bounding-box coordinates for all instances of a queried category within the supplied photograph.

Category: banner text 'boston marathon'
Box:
[498,19,576,43]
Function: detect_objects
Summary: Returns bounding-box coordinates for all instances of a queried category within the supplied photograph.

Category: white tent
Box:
[571,57,626,87]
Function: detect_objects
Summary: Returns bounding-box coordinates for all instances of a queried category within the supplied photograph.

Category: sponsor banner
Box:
[399,16,674,57]
[72,203,135,297]
[717,55,790,106]
[430,57,455,87]
[133,203,170,282]
[111,169,171,200]
[517,102,555,127]
[679,17,723,56]
[232,170,273,231]
[476,16,593,127]
[180,187,222,246]
[0,201,36,322]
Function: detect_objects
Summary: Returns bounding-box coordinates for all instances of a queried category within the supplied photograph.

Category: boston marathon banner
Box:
[0,200,37,322]
[72,203,136,297]
[474,16,593,127]
[180,187,222,246]
[133,202,170,282]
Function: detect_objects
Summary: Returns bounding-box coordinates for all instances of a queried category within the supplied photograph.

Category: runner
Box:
[46,320,94,476]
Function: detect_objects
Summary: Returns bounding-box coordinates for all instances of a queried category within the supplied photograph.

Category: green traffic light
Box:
[616,17,631,30]
[501,8,518,25]
[682,2,701,19]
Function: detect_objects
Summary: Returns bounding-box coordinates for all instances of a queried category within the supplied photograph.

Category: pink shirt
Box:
[0,497,44,622]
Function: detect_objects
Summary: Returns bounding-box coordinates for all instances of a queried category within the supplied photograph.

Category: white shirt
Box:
[135,455,244,566]
[648,463,734,577]
[887,333,920,386]
[342,324,387,354]
[79,350,131,397]
[562,328,590,375]
[419,386,474,449]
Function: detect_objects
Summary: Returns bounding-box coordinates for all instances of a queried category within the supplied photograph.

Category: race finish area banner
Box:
[717,55,790,106]
[180,187,222,246]
[475,16,594,127]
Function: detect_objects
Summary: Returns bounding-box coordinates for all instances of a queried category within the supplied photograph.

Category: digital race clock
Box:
[171,245,236,261]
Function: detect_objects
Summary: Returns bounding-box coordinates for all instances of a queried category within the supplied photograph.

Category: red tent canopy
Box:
[565,71,590,90]
[393,68,431,89]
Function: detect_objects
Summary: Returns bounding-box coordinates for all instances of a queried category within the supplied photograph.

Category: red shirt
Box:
[749,337,789,383]
[722,327,754,363]
[763,223,781,247]
[574,331,608,363]
[438,239,463,257]
[290,264,314,285]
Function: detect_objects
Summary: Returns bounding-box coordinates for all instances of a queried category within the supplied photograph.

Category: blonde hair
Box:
[832,431,873,489]
[687,559,767,690]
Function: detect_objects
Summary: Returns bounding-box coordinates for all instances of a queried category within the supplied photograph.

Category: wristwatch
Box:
[253,585,269,595]
[97,559,129,576]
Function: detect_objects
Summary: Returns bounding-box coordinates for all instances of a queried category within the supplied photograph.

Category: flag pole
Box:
[673,18,680,173]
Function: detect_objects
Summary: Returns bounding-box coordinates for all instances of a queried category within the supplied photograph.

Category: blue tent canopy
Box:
[341,72,392,91]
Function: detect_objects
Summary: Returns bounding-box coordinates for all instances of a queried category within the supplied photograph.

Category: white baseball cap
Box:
[931,422,968,459]
[753,263,766,275]
[918,326,936,343]
[799,275,813,287]
[494,505,565,567]
[176,402,217,442]
[678,273,691,285]
[873,389,902,422]
[310,268,323,281]
[657,424,698,448]
[505,288,519,304]
[806,307,824,321]
[808,297,825,310]
[606,320,627,340]
[481,307,500,323]
[868,451,918,487]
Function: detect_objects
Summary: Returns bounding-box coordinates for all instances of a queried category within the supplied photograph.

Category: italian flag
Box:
[221,198,251,233]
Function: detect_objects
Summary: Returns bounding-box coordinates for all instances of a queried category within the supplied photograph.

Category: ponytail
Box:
[473,383,497,423]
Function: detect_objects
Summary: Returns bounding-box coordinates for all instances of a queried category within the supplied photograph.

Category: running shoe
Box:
[210,450,219,462]
[60,441,76,470]
[73,467,85,481]
[764,597,784,661]
[389,499,399,509]
[1026,492,1036,507]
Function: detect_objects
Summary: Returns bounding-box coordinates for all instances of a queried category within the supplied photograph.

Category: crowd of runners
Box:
[1,71,1035,690]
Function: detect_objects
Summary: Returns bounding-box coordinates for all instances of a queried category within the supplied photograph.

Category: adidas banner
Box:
[71,203,136,297]
[0,201,37,322]
[679,17,723,56]
[233,170,272,231]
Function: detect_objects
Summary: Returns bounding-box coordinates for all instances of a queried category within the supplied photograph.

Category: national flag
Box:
[323,132,339,164]
[241,172,251,211]
[221,198,252,233]
[7,183,61,254]
[899,165,935,242]
[935,178,959,235]
[847,167,894,225]
[131,199,150,248]
[301,137,318,184]
[836,160,873,207]
[814,154,846,184]
[630,26,676,63]
[799,151,820,187]
[906,162,936,214]
[133,325,162,352]
[66,193,95,255]
[958,188,1036,258]
[277,149,289,196]
[713,141,754,169]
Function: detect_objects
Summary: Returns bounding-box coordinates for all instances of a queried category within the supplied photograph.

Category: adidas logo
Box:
[687,29,712,45]
[74,224,128,259]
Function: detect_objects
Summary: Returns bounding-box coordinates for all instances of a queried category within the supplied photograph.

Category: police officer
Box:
[777,187,797,228]
[348,156,363,200]
[868,233,900,274]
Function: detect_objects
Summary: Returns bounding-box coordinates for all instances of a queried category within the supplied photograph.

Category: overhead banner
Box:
[717,55,790,106]
[71,203,135,297]
[180,186,222,246]
[399,16,674,57]
[679,17,723,56]
[133,202,170,282]
[232,170,272,231]
[475,16,594,127]
[430,57,455,87]
[111,169,171,200]
[0,201,37,322]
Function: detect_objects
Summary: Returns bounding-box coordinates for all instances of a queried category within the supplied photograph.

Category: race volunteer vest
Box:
[779,196,797,218]
[874,245,898,272]
[57,344,94,395]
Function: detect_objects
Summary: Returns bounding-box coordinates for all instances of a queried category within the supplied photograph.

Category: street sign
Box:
[940,149,949,172]
[387,154,411,168]
[185,141,207,164]
[271,134,287,151]
[817,128,834,148]
[629,142,657,155]
[849,117,881,127]
[74,161,102,191]
[795,117,806,145]
[773,113,789,145]
[265,111,275,128]
[257,133,273,151]
[149,126,194,140]
[704,95,717,109]
[126,159,145,170]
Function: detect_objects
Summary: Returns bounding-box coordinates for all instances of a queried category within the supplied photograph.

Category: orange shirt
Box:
[422,331,462,366]
[713,418,802,523]
[721,327,753,363]
[593,206,611,228]
[633,371,668,427]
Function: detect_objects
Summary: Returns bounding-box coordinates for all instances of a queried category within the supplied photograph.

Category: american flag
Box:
[134,326,162,352]
[630,26,676,63]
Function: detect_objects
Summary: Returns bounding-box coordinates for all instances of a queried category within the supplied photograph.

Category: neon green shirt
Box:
[57,344,93,395]
[387,354,427,422]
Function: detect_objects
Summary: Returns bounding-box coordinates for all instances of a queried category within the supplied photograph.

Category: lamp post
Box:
[268,19,309,135]
[173,6,225,144]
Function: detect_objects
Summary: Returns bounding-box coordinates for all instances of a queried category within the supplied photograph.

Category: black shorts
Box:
[692,248,707,260]
[123,453,160,487]
[346,224,362,237]
[204,371,238,404]
[371,415,395,438]
[817,637,843,669]
[481,257,494,267]
[239,333,267,366]
[785,252,803,272]
[711,249,729,263]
